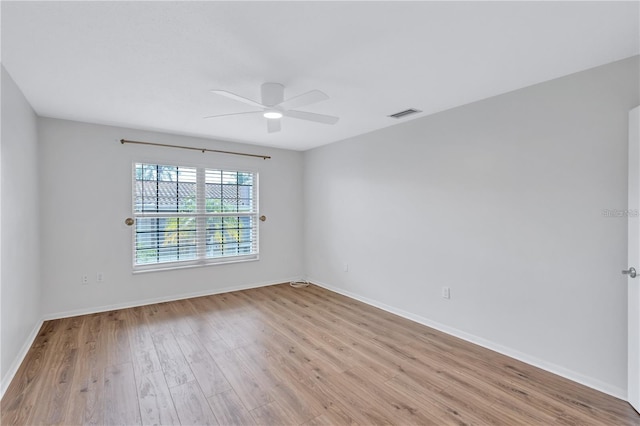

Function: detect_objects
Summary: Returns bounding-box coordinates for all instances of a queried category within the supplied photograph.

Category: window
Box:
[132,163,258,271]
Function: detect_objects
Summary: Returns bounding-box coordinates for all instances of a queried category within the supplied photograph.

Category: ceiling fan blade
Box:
[277,90,329,110]
[203,111,262,119]
[210,90,266,109]
[267,119,281,133]
[284,110,339,125]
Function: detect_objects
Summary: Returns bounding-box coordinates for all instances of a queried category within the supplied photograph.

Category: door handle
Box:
[622,267,637,278]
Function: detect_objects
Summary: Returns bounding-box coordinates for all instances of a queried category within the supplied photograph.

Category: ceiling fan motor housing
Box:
[261,83,284,107]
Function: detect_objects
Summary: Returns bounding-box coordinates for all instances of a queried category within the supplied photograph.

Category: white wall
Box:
[1,65,42,393]
[38,118,304,318]
[4,55,638,400]
[304,56,640,397]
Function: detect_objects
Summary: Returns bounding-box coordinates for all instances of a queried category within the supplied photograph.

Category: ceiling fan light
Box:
[263,111,283,119]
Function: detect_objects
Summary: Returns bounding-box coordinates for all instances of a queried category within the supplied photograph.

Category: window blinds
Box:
[132,163,258,270]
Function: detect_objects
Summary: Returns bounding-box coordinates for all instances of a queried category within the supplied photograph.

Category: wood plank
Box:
[210,349,273,410]
[137,370,180,425]
[104,311,132,366]
[342,366,441,425]
[237,288,399,382]
[301,369,395,425]
[266,382,319,425]
[191,295,256,349]
[29,317,81,425]
[104,363,141,426]
[302,414,346,426]
[250,400,299,425]
[231,291,353,374]
[150,330,195,388]
[238,342,358,425]
[164,300,198,336]
[170,381,219,425]
[62,315,101,425]
[207,389,257,426]
[175,333,231,397]
[142,305,195,388]
[125,307,162,379]
[174,298,219,338]
[1,321,57,425]
[82,313,107,426]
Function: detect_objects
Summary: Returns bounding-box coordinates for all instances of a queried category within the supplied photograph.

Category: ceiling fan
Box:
[205,83,339,133]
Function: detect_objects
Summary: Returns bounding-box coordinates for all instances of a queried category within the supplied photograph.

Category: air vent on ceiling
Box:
[388,108,422,119]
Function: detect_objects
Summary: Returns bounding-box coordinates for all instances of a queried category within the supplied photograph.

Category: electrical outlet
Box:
[96,272,104,282]
[81,275,89,285]
[442,287,451,299]
[343,263,349,272]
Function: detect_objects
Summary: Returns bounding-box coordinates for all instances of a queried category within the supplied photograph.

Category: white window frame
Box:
[131,162,259,272]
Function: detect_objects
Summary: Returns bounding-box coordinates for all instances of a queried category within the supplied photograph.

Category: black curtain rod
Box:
[120,139,271,160]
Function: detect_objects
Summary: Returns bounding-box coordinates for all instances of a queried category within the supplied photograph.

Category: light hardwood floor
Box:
[1,283,638,425]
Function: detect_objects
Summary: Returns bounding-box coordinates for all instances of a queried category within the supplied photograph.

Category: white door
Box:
[627,105,640,413]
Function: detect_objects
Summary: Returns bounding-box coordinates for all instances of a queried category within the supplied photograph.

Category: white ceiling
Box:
[2,1,639,151]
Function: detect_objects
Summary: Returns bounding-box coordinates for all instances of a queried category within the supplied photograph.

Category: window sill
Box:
[132,255,259,274]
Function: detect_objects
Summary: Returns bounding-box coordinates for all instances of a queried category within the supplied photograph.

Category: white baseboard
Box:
[309,278,627,401]
[1,319,44,399]
[42,278,293,321]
